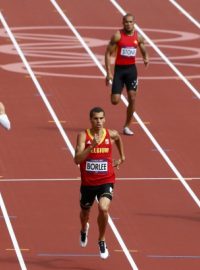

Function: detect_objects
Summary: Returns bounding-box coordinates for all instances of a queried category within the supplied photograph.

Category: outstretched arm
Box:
[138,33,149,67]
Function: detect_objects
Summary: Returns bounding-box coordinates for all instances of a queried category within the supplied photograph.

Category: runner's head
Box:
[89,107,105,119]
[89,107,105,131]
[123,13,135,34]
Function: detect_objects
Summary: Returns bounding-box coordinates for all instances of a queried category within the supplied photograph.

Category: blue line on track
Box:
[0,215,17,219]
[148,255,200,259]
[38,253,99,257]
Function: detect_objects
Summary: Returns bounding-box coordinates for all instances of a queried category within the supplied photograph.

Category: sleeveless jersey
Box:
[115,30,138,65]
[80,128,115,186]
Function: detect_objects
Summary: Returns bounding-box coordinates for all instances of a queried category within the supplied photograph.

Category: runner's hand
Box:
[91,133,100,147]
[105,75,113,86]
[143,58,149,67]
[113,158,124,169]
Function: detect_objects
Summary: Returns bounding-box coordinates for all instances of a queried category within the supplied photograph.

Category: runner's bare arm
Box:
[109,129,125,167]
[105,31,121,85]
[138,33,149,67]
[74,132,97,164]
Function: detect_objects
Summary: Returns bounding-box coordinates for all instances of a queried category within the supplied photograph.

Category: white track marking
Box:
[108,216,139,269]
[50,0,200,209]
[0,10,139,270]
[0,193,27,270]
[109,0,200,99]
[0,12,75,157]
[0,177,200,182]
[169,0,200,29]
[51,2,138,269]
[50,1,107,77]
[0,11,75,270]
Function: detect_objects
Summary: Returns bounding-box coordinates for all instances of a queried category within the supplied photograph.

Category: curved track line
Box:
[50,0,200,209]
[0,193,27,270]
[0,10,139,270]
[169,0,200,29]
[109,0,200,99]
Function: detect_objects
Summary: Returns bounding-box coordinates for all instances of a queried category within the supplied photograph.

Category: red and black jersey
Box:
[80,128,115,186]
[115,30,138,65]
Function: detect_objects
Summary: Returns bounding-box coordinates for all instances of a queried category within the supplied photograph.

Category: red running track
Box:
[0,1,200,269]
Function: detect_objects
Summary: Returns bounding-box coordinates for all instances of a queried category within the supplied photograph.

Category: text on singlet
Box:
[86,159,108,173]
[121,47,136,57]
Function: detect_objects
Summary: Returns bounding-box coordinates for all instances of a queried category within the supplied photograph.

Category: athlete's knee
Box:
[98,197,111,213]
[80,208,90,218]
[111,95,120,105]
[99,205,109,215]
[128,92,136,104]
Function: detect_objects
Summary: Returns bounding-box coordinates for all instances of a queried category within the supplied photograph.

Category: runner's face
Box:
[90,112,105,130]
[123,16,134,33]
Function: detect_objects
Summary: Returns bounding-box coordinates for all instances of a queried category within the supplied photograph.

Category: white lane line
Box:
[169,0,200,29]
[0,11,75,270]
[0,177,200,182]
[0,193,27,270]
[50,0,200,209]
[0,9,139,270]
[0,12,75,157]
[50,2,137,270]
[109,0,200,99]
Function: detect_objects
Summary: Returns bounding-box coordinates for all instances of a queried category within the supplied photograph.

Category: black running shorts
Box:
[112,64,138,94]
[80,183,114,209]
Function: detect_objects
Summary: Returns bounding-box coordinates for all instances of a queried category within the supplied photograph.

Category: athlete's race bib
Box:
[121,47,136,57]
[86,159,108,174]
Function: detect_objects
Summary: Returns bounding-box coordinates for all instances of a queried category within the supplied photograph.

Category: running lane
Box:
[50,1,200,270]
[0,1,145,270]
[172,0,200,22]
[0,1,199,270]
[116,0,200,90]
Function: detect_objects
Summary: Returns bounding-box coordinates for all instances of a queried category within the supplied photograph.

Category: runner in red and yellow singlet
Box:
[74,107,125,259]
[80,127,115,186]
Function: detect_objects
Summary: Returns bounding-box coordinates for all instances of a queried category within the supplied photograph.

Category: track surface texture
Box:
[0,1,199,269]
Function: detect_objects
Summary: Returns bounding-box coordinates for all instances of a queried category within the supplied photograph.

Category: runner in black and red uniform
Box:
[105,13,149,135]
[74,107,125,259]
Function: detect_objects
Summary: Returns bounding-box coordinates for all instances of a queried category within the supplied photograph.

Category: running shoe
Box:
[123,126,134,135]
[0,114,11,130]
[98,240,109,259]
[80,223,89,247]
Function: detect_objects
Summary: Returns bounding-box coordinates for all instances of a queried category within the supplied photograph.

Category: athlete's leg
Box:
[80,185,95,232]
[79,185,95,247]
[111,93,121,105]
[97,196,111,241]
[0,102,5,114]
[124,90,137,128]
[111,66,124,105]
[80,208,90,232]
[123,65,138,135]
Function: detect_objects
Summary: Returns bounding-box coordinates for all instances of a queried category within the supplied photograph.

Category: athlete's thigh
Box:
[80,185,97,209]
[112,66,124,94]
[124,65,138,91]
[96,183,114,201]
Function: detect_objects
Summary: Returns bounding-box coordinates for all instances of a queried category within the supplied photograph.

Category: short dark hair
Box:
[123,13,135,22]
[89,107,105,119]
